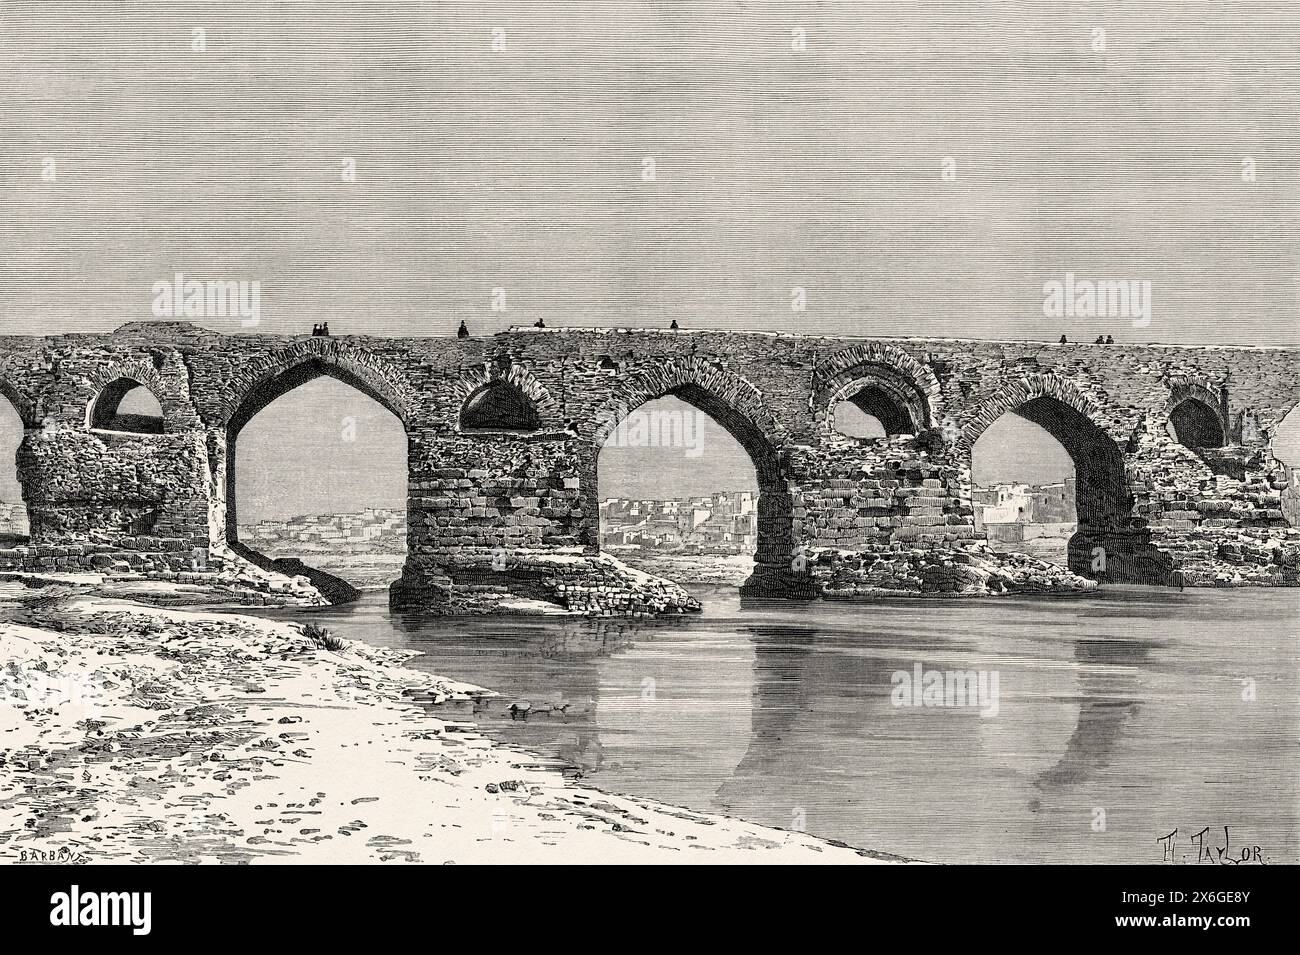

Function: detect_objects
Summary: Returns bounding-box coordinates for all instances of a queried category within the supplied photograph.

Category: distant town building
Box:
[973,479,1076,526]
[599,492,758,555]
[974,484,1032,524]
[0,501,28,539]
[971,480,1077,566]
[241,507,407,553]
[1031,479,1076,523]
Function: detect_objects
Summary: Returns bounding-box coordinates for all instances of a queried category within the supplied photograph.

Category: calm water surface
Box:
[257,586,1298,864]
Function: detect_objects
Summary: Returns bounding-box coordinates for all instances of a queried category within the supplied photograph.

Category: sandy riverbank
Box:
[0,579,907,864]
[606,551,756,585]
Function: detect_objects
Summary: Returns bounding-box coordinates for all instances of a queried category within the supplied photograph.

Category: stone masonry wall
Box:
[0,321,1295,612]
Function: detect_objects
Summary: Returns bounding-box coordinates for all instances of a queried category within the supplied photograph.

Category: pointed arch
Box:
[814,343,943,439]
[1267,395,1300,529]
[592,356,794,574]
[218,340,416,432]
[0,378,36,430]
[221,345,414,560]
[83,355,201,433]
[1163,378,1228,450]
[451,360,558,432]
[0,381,30,541]
[960,374,1158,581]
[460,382,541,431]
[87,377,166,433]
[958,375,1123,451]
[1267,397,1300,468]
[595,355,784,450]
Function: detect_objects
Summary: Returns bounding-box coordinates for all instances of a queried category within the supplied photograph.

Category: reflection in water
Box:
[261,586,1298,864]
[743,628,817,750]
[1034,639,1149,791]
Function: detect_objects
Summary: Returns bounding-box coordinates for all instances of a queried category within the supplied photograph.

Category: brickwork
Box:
[0,321,1295,611]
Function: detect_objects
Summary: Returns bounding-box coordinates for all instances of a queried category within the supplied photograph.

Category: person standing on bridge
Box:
[457,320,470,339]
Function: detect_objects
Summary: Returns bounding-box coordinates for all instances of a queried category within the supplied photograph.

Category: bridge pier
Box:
[0,322,1294,610]
[11,423,212,574]
[738,562,819,600]
[1066,529,1177,587]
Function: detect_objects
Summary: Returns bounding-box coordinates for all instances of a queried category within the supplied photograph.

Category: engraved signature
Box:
[15,845,90,865]
[1157,826,1265,864]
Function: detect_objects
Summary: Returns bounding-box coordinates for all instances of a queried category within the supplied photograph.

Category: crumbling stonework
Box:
[392,550,700,616]
[0,321,1295,613]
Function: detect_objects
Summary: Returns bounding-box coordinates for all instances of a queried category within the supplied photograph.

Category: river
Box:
[256,585,1297,864]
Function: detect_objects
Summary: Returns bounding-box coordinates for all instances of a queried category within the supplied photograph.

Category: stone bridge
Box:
[0,321,1296,613]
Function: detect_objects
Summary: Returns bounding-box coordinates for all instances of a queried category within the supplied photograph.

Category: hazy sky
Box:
[237,377,407,521]
[1,3,1296,523]
[1,1,1296,345]
[599,396,758,500]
